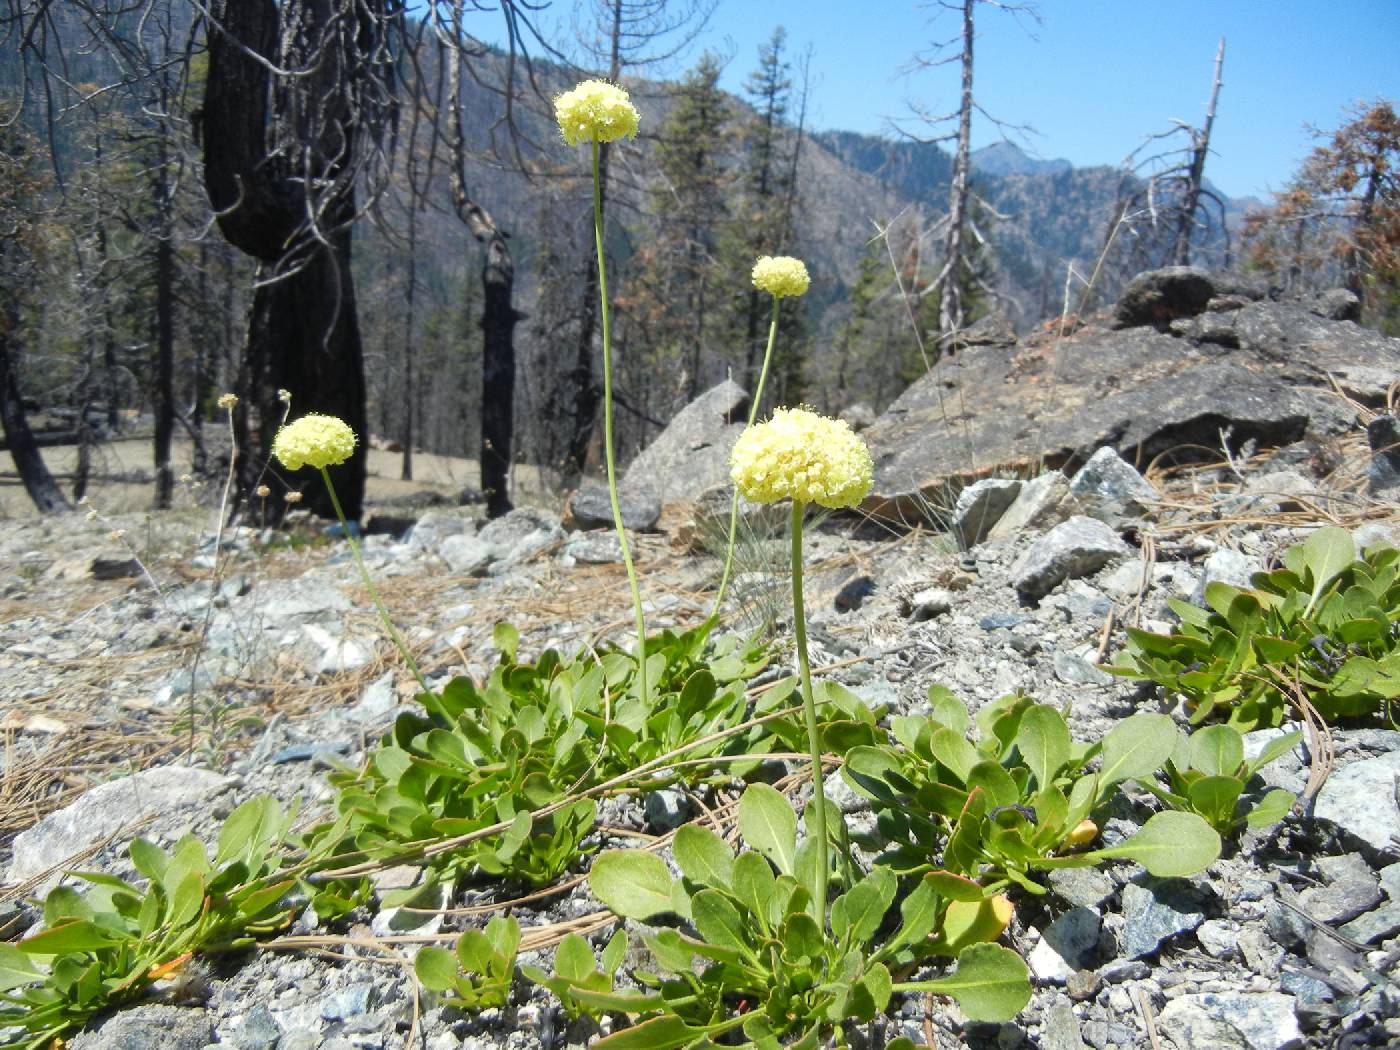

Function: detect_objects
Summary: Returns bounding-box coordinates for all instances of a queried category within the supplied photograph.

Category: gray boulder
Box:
[1157,992,1303,1050]
[439,534,494,575]
[1012,516,1131,601]
[10,767,234,886]
[567,479,661,531]
[477,507,564,566]
[624,380,749,505]
[1367,414,1400,494]
[1314,749,1400,857]
[69,1006,214,1050]
[1113,266,1222,329]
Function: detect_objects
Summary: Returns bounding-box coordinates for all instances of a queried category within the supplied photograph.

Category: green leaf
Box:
[1244,789,1296,828]
[1099,713,1179,788]
[915,942,1031,1022]
[1092,811,1220,877]
[590,850,677,920]
[924,869,989,903]
[552,933,596,983]
[673,824,734,891]
[930,726,979,782]
[595,1014,744,1050]
[19,919,129,955]
[1299,526,1355,613]
[0,944,41,993]
[830,867,895,948]
[857,961,893,1014]
[1015,706,1072,791]
[966,761,1019,808]
[215,795,271,865]
[1187,775,1246,831]
[129,837,169,883]
[732,850,777,928]
[1245,731,1303,778]
[493,622,519,661]
[738,783,797,877]
[1188,725,1244,777]
[927,686,970,733]
[415,946,461,992]
[690,890,748,952]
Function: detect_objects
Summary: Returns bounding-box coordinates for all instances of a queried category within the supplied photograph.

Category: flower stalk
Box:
[788,498,829,921]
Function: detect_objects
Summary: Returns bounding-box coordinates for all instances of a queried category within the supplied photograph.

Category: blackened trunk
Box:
[153,121,176,509]
[480,233,517,518]
[244,232,368,520]
[0,322,68,514]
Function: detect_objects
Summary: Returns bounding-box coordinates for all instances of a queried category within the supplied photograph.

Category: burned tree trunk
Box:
[201,0,389,521]
[0,319,68,515]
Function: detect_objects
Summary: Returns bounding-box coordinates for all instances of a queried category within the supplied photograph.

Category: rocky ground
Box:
[2,269,1400,1050]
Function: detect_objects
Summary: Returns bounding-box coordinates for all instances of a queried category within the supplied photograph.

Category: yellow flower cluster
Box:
[730,407,873,509]
[751,256,810,299]
[554,80,640,146]
[272,414,357,471]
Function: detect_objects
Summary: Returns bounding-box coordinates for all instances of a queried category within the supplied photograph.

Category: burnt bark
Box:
[201,0,383,521]
[0,318,68,515]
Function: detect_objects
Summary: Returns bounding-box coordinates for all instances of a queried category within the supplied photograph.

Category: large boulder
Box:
[859,287,1400,523]
[624,380,750,505]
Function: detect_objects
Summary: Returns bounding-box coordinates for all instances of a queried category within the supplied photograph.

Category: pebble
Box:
[1117,877,1210,959]
[1157,991,1303,1050]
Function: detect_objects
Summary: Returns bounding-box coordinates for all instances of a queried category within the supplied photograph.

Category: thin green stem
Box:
[318,466,430,696]
[789,499,829,924]
[593,139,649,703]
[713,295,782,613]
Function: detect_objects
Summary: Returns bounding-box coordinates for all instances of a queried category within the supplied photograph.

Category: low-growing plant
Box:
[555,783,1030,1047]
[414,916,521,1010]
[306,620,779,893]
[842,688,1222,893]
[1112,527,1400,728]
[0,795,300,1048]
[1135,723,1300,836]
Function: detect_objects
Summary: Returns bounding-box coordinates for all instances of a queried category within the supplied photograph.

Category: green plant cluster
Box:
[305,620,778,899]
[1113,527,1400,728]
[841,689,1226,894]
[538,783,1031,1048]
[0,797,301,1049]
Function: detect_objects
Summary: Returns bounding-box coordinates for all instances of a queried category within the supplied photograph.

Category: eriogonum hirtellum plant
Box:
[714,255,812,610]
[730,406,873,922]
[556,79,651,703]
[272,414,428,694]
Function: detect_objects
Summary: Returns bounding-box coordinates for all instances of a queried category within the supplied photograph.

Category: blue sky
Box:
[484,0,1400,201]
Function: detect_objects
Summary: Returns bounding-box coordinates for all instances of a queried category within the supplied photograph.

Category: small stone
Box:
[478,507,564,566]
[1028,908,1102,982]
[439,533,494,574]
[1196,918,1240,958]
[1053,650,1114,687]
[980,611,1029,630]
[69,1005,214,1050]
[988,471,1073,540]
[1041,999,1088,1050]
[1096,958,1149,983]
[90,553,143,580]
[1117,877,1210,959]
[1068,446,1159,513]
[1378,862,1400,900]
[277,1033,321,1050]
[907,586,953,621]
[952,478,1022,548]
[1012,516,1131,602]
[643,789,693,832]
[321,980,377,1021]
[1278,970,1337,1031]
[834,575,876,612]
[1049,867,1115,909]
[1066,969,1101,1001]
[561,532,625,565]
[1300,876,1381,926]
[231,1004,281,1050]
[1241,470,1317,513]
[1338,900,1400,945]
[295,623,373,675]
[1313,749,1400,857]
[1157,992,1303,1050]
[1190,549,1263,606]
[350,671,397,725]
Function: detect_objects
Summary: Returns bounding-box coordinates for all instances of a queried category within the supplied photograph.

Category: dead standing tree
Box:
[427,0,540,519]
[903,0,1037,344]
[1108,39,1229,277]
[201,0,400,522]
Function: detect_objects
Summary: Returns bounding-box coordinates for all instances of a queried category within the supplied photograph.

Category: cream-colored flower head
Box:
[751,256,810,299]
[217,392,238,411]
[272,414,357,471]
[554,79,640,146]
[730,407,873,509]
